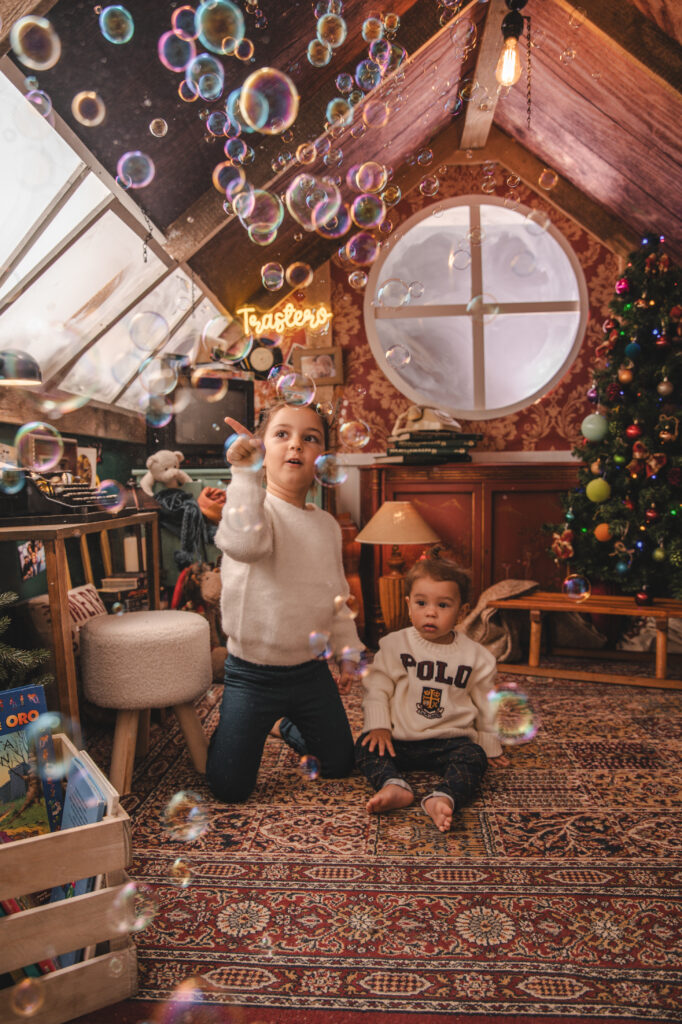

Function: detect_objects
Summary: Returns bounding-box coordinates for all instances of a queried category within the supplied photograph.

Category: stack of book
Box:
[98,571,147,593]
[375,430,483,465]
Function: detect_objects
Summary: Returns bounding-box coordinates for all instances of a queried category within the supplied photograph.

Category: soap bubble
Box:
[296,141,317,164]
[261,262,284,291]
[381,184,402,206]
[10,16,62,70]
[538,168,558,190]
[0,463,25,496]
[235,37,255,60]
[241,68,299,134]
[139,357,178,396]
[236,189,284,232]
[356,161,388,193]
[362,98,390,128]
[350,193,385,230]
[99,6,134,44]
[286,173,341,232]
[379,278,410,306]
[95,479,127,513]
[15,422,64,472]
[169,858,193,888]
[409,280,424,300]
[148,117,168,138]
[511,250,536,277]
[309,631,332,659]
[559,47,576,65]
[334,594,360,619]
[386,344,411,369]
[26,89,52,118]
[562,574,591,601]
[466,293,500,324]
[285,262,313,288]
[383,11,401,35]
[345,231,380,266]
[161,790,210,841]
[72,91,106,126]
[116,151,155,189]
[10,977,45,1018]
[315,202,351,240]
[224,433,264,471]
[314,452,348,487]
[226,504,262,532]
[299,754,321,780]
[195,0,244,54]
[206,110,228,136]
[525,209,551,235]
[277,372,316,406]
[307,39,332,67]
[317,13,347,47]
[109,881,159,934]
[339,419,371,449]
[448,246,471,271]
[489,685,538,745]
[326,97,352,128]
[348,270,368,289]
[112,602,125,615]
[185,53,224,100]
[419,175,439,196]
[157,30,195,71]
[203,316,252,363]
[25,711,79,780]
[129,311,169,352]
[267,363,294,384]
[362,16,383,42]
[355,58,381,92]
[172,6,199,39]
[143,395,174,427]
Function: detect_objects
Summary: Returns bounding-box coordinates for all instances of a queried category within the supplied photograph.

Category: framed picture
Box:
[17,540,46,581]
[293,346,343,386]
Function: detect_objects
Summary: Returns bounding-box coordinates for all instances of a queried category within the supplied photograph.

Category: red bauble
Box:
[602,317,617,333]
[645,506,660,523]
[623,497,635,510]
[655,334,670,349]
[626,423,643,440]
[670,305,682,319]
[635,589,653,607]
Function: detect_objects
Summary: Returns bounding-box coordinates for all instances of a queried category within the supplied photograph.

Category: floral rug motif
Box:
[82,669,682,1022]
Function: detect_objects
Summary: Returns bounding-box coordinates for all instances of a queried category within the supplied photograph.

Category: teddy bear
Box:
[171,562,227,681]
[139,449,192,496]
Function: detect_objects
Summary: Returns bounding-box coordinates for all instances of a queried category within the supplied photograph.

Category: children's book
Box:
[49,754,108,968]
[0,684,63,842]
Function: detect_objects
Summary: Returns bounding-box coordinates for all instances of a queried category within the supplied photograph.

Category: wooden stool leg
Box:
[136,708,151,757]
[110,709,140,796]
[173,702,208,774]
[529,610,542,667]
[655,619,668,679]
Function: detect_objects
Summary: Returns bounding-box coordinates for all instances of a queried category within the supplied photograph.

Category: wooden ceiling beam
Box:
[554,0,682,95]
[459,0,507,151]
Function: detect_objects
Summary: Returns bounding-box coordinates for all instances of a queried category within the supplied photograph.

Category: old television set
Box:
[147,369,254,467]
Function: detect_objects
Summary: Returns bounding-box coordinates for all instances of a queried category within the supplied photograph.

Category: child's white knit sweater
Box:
[215,466,361,666]
[362,626,502,758]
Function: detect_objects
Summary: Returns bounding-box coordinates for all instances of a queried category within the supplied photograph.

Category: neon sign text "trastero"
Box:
[236,302,333,335]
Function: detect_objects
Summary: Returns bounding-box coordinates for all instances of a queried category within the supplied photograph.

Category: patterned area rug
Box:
[75,667,682,1023]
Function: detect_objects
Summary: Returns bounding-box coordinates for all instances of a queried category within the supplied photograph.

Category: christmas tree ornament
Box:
[652,546,666,563]
[670,304,682,319]
[550,529,574,561]
[581,413,608,441]
[617,363,633,384]
[615,558,630,574]
[634,587,653,606]
[624,341,641,360]
[586,385,598,404]
[615,277,630,295]
[613,454,626,465]
[623,496,635,510]
[593,522,612,542]
[565,507,574,520]
[590,459,602,475]
[644,504,659,523]
[655,334,670,349]
[634,298,647,309]
[657,378,674,397]
[657,415,679,442]
[585,478,611,503]
[602,317,617,333]
[625,422,643,440]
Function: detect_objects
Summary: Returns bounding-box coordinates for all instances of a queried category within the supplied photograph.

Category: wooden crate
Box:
[0,735,137,1024]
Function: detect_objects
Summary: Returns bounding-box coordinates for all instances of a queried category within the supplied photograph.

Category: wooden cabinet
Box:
[359,463,579,646]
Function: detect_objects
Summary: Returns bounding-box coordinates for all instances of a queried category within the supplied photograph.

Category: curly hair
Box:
[405,544,471,605]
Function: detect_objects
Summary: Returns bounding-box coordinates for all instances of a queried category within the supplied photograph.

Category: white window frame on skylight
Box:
[363,195,589,420]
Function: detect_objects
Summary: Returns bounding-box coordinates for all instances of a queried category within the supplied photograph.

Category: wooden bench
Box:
[485,591,682,690]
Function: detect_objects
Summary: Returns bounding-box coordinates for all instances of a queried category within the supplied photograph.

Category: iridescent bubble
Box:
[0,463,26,496]
[172,5,199,39]
[116,151,155,188]
[226,504,254,532]
[99,6,134,44]
[351,193,385,229]
[562,573,591,601]
[307,39,332,67]
[506,173,521,188]
[368,38,391,71]
[511,250,536,277]
[169,858,193,888]
[178,80,198,103]
[277,372,316,406]
[26,89,52,118]
[489,686,538,745]
[386,344,411,369]
[185,53,224,100]
[207,110,228,135]
[10,16,62,70]
[195,0,244,55]
[296,141,317,164]
[449,246,471,271]
[112,602,125,615]
[334,594,360,619]
[129,311,169,352]
[362,98,389,128]
[139,357,178,395]
[10,977,45,1018]
[237,189,283,232]
[309,630,332,659]
[348,269,367,289]
[224,433,265,471]
[262,262,284,290]
[467,226,485,246]
[451,17,477,53]
[336,72,353,94]
[339,419,371,449]
[72,90,106,126]
[109,881,159,934]
[15,421,63,472]
[285,262,313,288]
[267,362,294,384]
[568,5,587,29]
[381,184,402,207]
[241,68,299,134]
[161,790,210,841]
[355,58,381,92]
[235,37,254,60]
[25,711,78,780]
[326,97,352,128]
[345,231,379,266]
[356,161,387,192]
[143,394,174,427]
[538,167,558,190]
[95,479,127,514]
[286,173,341,232]
[525,209,551,235]
[417,148,433,167]
[379,278,410,306]
[149,117,168,137]
[466,293,500,324]
[317,13,347,47]
[203,315,253,363]
[559,47,576,65]
[314,452,347,487]
[157,30,195,72]
[419,175,439,196]
[362,16,383,42]
[299,754,321,780]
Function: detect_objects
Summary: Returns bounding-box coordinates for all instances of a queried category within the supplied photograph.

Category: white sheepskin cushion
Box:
[80,610,212,710]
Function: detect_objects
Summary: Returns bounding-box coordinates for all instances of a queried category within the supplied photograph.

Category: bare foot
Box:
[366,783,414,814]
[269,718,283,739]
[422,795,454,832]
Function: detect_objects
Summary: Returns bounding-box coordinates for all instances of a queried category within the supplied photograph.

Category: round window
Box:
[363,195,588,419]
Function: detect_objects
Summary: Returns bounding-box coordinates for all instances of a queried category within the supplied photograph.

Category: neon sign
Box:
[236,302,333,336]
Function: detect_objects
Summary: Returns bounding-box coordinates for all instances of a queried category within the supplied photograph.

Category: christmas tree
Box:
[552,233,682,601]
[0,591,53,691]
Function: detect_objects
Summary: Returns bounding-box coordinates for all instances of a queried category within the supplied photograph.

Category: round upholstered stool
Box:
[80,610,212,795]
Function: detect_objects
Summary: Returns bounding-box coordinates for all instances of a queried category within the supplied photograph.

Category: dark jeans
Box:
[206,654,354,803]
[355,733,488,809]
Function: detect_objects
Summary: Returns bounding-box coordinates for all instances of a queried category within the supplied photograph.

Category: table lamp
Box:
[355,501,441,631]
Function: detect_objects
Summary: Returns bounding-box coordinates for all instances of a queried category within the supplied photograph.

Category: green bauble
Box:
[581,413,608,442]
[585,478,612,503]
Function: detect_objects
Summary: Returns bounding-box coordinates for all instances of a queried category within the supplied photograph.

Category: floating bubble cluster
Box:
[489,684,538,745]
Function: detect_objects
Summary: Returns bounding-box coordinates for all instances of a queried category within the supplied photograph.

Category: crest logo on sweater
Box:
[416,686,444,720]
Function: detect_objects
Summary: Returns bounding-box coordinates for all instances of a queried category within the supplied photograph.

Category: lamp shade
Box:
[0,349,42,386]
[355,501,441,546]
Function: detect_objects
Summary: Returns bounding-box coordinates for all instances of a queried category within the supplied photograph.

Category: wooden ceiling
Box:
[2,0,681,316]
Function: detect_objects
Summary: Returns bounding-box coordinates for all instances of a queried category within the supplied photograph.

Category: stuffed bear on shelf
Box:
[139,449,192,496]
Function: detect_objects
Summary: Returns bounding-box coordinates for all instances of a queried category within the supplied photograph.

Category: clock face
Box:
[250,345,275,372]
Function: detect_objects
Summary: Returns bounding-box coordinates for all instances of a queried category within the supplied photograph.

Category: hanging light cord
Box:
[526,15,532,130]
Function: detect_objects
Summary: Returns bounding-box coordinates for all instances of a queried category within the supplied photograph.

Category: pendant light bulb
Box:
[496,37,522,87]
